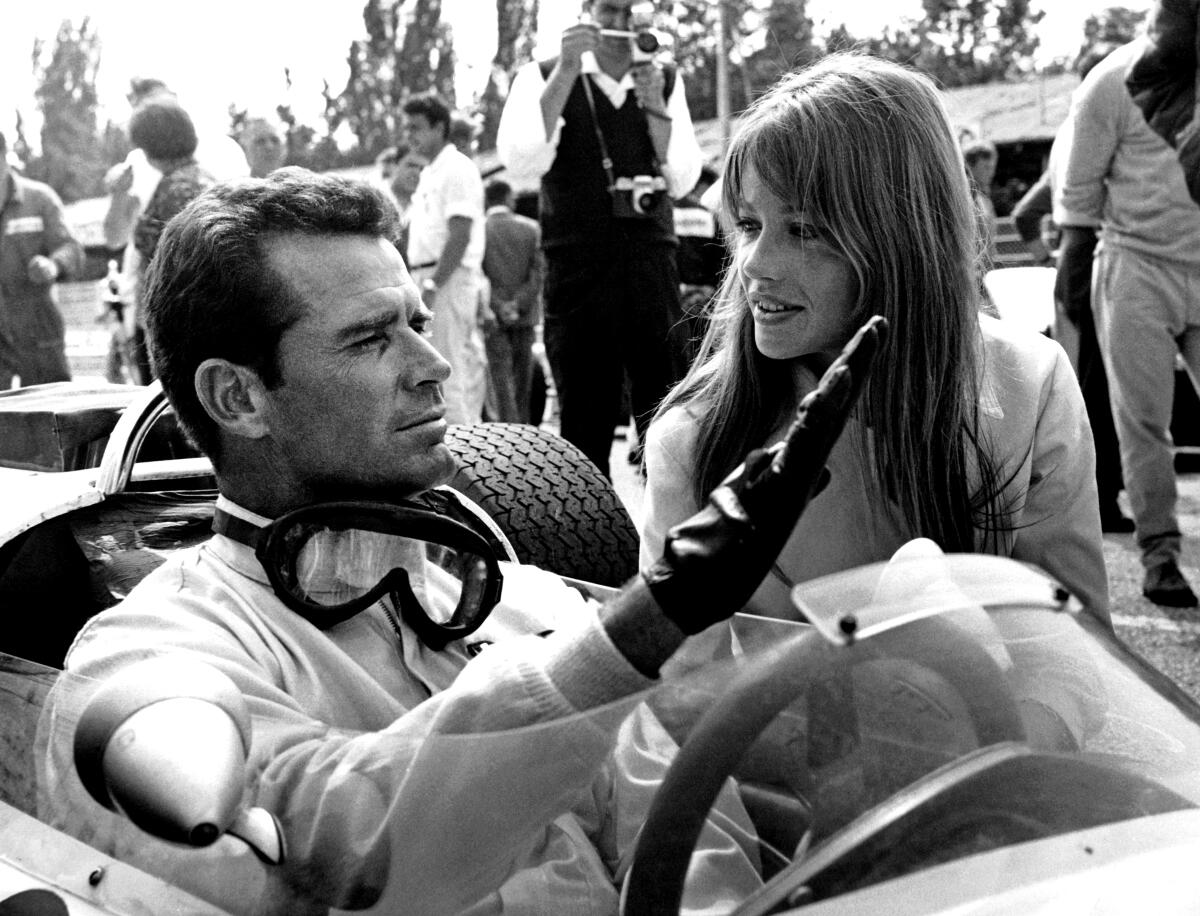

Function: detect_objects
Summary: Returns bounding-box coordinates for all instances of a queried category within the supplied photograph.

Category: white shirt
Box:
[407,143,486,272]
[497,56,703,200]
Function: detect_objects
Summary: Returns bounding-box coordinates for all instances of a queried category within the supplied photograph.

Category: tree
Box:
[27,18,109,203]
[860,0,1044,87]
[741,0,818,93]
[476,0,540,150]
[333,0,458,158]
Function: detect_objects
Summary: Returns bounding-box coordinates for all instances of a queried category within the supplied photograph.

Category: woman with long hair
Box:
[640,52,1109,625]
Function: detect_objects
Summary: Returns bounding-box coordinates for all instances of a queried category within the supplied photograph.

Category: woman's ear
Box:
[194,358,272,440]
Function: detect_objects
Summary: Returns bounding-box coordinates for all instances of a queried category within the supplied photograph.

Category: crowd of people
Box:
[5,0,1200,911]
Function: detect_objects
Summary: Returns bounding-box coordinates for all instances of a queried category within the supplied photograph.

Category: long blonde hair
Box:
[657,52,1011,551]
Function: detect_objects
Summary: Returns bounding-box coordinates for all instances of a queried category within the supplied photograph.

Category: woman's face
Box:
[732,165,860,366]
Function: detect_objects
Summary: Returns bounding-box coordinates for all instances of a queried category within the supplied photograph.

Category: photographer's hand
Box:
[642,315,888,633]
[632,64,669,119]
[560,20,600,75]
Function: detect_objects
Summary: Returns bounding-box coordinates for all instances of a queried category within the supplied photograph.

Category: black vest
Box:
[538,58,678,249]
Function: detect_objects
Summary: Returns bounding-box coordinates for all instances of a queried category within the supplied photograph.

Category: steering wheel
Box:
[621,615,1027,916]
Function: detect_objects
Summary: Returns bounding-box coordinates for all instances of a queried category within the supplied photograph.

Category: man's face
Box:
[242,122,286,178]
[588,0,634,30]
[258,233,455,504]
[403,113,444,161]
[392,151,428,199]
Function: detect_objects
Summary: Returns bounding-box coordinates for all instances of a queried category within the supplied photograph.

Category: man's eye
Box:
[355,333,388,350]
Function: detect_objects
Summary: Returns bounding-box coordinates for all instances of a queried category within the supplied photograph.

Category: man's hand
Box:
[632,64,669,119]
[1054,226,1098,326]
[27,255,59,285]
[642,315,888,634]
[560,20,601,74]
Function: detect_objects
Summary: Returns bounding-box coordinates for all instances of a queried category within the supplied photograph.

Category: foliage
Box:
[1078,6,1147,59]
[24,19,112,203]
[858,0,1045,88]
[331,0,458,158]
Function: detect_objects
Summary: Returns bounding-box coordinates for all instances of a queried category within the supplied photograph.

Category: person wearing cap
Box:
[41,166,883,914]
[0,129,82,388]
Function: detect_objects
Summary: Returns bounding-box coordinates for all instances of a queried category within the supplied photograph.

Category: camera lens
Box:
[636,193,657,212]
[634,32,659,54]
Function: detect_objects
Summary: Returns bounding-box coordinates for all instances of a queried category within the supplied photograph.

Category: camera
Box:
[612,175,668,218]
[600,28,667,63]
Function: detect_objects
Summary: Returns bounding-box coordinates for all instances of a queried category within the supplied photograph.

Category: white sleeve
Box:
[662,71,703,200]
[497,61,561,186]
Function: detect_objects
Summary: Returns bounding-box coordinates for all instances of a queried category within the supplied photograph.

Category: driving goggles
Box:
[214,499,504,650]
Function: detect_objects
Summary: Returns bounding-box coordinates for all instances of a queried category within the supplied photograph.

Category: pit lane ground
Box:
[58,280,1200,705]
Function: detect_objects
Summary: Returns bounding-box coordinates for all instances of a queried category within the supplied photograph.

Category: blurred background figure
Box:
[1054,5,1200,607]
[963,136,999,266]
[482,179,543,423]
[0,129,82,388]
[403,92,488,425]
[375,143,428,265]
[101,77,247,384]
[127,97,216,383]
[237,115,286,178]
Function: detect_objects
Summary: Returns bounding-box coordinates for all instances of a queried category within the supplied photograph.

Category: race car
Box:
[3,381,1200,914]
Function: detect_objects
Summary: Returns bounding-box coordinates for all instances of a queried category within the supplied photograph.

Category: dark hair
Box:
[142,167,400,463]
[484,179,513,208]
[402,93,451,137]
[129,98,198,161]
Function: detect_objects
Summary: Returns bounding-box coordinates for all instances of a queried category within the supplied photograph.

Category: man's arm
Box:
[657,69,702,199]
[431,216,473,289]
[1011,172,1054,264]
[36,185,83,282]
[1054,225,1099,326]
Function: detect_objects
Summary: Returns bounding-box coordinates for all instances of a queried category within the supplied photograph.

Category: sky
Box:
[1,0,1152,150]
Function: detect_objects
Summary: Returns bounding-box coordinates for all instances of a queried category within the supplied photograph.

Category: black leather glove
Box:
[643,315,888,633]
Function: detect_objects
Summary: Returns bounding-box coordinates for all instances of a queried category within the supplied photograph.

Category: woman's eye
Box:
[791,222,821,240]
[733,218,760,236]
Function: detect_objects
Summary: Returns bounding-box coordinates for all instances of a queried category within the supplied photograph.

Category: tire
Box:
[444,423,639,587]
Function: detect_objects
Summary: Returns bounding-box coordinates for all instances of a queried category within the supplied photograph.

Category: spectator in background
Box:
[0,130,82,388]
[496,0,702,478]
[376,143,429,265]
[963,137,999,265]
[403,92,488,425]
[128,98,216,383]
[482,179,543,423]
[1054,5,1200,607]
[237,115,286,178]
[101,77,247,384]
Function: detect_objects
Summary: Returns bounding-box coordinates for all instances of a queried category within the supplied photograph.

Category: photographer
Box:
[497,0,702,477]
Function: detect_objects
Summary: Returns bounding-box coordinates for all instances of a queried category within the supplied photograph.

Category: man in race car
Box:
[44,168,881,915]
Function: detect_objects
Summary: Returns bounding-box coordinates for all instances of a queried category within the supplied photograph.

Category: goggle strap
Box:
[213,507,267,550]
